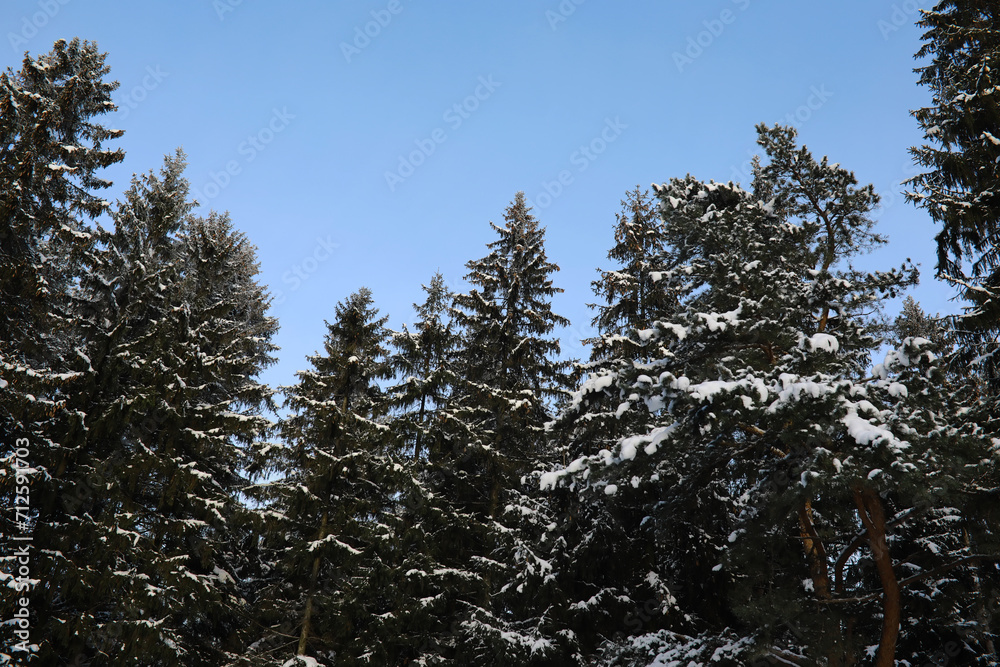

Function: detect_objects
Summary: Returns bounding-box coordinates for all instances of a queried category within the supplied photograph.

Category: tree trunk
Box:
[964,528,997,654]
[852,485,900,667]
[798,498,831,599]
[415,392,427,461]
[298,511,329,656]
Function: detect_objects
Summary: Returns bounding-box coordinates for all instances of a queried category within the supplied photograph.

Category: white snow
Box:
[697,305,742,332]
[282,657,323,667]
[887,382,908,398]
[619,424,677,460]
[689,379,741,402]
[842,410,908,452]
[767,374,833,411]
[804,332,839,353]
[659,322,688,340]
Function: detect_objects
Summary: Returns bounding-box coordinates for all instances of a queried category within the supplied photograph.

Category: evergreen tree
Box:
[546,125,999,665]
[561,182,680,463]
[907,1,1000,406]
[379,274,465,664]
[590,185,674,348]
[386,272,457,462]
[520,186,689,663]
[889,296,953,352]
[175,209,281,662]
[0,38,123,664]
[27,152,278,666]
[393,193,571,665]
[251,289,401,666]
[448,192,571,514]
[0,38,123,354]
[906,11,1000,652]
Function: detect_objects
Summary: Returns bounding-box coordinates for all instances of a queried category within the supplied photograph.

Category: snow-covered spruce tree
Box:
[448,192,571,515]
[889,296,954,356]
[0,38,123,664]
[907,1,1000,415]
[562,183,679,462]
[394,193,571,665]
[386,272,457,462]
[376,273,476,664]
[590,186,674,348]
[250,289,404,666]
[545,124,999,665]
[907,7,1000,655]
[31,152,278,666]
[510,187,689,663]
[0,38,123,354]
[175,208,282,662]
[0,39,123,493]
[30,153,190,664]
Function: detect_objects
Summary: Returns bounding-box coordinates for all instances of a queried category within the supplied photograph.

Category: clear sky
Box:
[3,0,944,391]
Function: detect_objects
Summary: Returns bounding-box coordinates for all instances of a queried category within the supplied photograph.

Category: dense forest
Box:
[2,3,999,666]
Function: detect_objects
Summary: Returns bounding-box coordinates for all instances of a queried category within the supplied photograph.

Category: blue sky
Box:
[4,0,942,390]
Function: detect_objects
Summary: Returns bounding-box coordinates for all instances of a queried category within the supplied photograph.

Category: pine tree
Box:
[907,1,1000,408]
[386,272,457,462]
[449,192,571,514]
[547,125,999,665]
[0,38,124,664]
[377,274,464,664]
[521,186,690,663]
[590,186,675,347]
[391,193,571,665]
[250,289,402,666]
[27,152,279,666]
[0,38,123,353]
